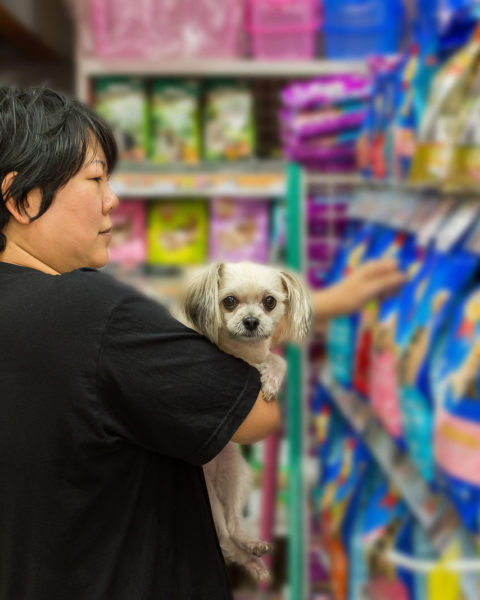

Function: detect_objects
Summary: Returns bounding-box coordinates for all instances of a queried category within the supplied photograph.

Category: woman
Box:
[0,86,403,600]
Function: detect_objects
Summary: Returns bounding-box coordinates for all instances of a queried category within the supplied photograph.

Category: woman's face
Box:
[27,143,119,273]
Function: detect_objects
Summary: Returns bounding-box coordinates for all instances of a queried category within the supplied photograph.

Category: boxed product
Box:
[147,200,208,266]
[108,200,147,271]
[203,81,255,161]
[94,76,149,162]
[150,80,201,164]
[208,197,269,263]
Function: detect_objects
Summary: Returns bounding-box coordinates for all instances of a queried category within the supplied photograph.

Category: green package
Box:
[151,79,200,165]
[94,76,149,162]
[203,80,256,162]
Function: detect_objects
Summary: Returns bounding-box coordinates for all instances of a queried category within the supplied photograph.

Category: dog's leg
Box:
[204,460,271,582]
[213,445,272,573]
[257,352,287,402]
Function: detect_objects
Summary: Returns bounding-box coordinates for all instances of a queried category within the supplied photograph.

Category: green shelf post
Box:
[285,162,305,600]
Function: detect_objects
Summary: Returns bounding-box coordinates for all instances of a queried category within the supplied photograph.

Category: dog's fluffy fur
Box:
[175,261,311,581]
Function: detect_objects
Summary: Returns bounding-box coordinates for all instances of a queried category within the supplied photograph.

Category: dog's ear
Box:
[276,269,312,344]
[181,262,224,345]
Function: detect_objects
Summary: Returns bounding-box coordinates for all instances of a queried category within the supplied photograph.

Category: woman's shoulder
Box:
[58,267,144,313]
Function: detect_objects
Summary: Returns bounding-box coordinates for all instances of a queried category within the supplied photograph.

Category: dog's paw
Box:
[258,353,287,402]
[245,558,271,582]
[247,540,272,557]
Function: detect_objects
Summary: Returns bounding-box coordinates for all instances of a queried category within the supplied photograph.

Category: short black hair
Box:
[0,86,118,251]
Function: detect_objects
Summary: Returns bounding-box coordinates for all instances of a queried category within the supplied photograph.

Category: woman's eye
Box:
[91,176,102,183]
[223,296,238,310]
[263,296,277,311]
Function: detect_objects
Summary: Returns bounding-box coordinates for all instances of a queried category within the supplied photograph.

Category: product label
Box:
[399,385,434,482]
[434,408,480,486]
[370,350,403,438]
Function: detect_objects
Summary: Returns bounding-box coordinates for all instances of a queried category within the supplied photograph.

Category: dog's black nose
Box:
[243,317,259,331]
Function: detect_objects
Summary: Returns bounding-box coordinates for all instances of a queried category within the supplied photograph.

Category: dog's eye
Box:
[223,296,238,310]
[263,296,277,311]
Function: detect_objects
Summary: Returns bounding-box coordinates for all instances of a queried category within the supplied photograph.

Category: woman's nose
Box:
[104,183,119,214]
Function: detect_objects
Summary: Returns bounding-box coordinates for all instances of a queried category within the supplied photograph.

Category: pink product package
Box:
[281,75,372,111]
[208,197,270,263]
[89,0,244,58]
[280,106,367,139]
[108,200,147,269]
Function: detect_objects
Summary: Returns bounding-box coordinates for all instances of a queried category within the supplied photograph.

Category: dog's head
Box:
[181,261,312,346]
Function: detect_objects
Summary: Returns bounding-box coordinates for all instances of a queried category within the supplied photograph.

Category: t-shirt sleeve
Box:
[96,289,261,465]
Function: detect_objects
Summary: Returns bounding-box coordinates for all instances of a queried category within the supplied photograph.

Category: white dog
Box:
[175,261,311,581]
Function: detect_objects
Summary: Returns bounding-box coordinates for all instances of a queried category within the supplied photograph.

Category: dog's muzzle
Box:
[243,316,259,331]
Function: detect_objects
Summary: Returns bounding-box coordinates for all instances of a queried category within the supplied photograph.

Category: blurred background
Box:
[5,0,480,598]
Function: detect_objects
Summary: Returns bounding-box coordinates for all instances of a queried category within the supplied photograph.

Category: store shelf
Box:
[110,160,287,198]
[320,370,478,558]
[76,56,368,101]
[78,56,367,78]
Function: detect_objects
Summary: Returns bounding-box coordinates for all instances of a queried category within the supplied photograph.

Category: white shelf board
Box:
[77,57,368,79]
[110,160,287,198]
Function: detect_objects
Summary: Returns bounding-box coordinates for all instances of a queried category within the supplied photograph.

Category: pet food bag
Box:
[326,223,375,388]
[368,236,420,442]
[208,197,269,263]
[434,284,480,535]
[398,248,478,483]
[147,200,208,266]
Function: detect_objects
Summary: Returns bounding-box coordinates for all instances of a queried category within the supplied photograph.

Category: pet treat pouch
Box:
[94,76,149,162]
[208,197,269,263]
[147,200,208,266]
[151,79,200,164]
[204,81,255,161]
[108,200,147,271]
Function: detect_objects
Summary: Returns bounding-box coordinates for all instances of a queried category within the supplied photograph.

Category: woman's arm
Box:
[231,390,281,444]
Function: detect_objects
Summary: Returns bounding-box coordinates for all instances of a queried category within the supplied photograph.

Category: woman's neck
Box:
[0,240,59,275]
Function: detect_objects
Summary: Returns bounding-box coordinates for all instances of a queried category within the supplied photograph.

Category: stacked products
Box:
[317,191,480,599]
[94,77,256,164]
[280,75,371,171]
[106,197,281,272]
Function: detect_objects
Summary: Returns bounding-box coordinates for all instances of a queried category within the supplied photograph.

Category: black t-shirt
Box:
[0,262,261,600]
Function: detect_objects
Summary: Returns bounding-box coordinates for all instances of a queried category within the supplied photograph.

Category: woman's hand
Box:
[313,259,407,332]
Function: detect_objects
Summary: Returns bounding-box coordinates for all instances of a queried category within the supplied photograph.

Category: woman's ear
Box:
[1,171,40,225]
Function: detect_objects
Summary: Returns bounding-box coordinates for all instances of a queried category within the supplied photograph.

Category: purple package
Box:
[208,197,269,263]
[285,141,356,163]
[281,74,372,110]
[308,265,328,289]
[108,200,147,270]
[280,104,367,139]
